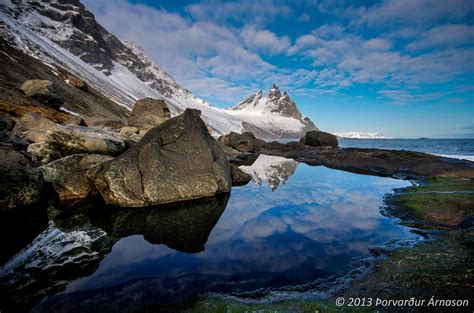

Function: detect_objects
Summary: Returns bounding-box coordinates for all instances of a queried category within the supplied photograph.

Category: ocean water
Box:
[339,138,474,161]
[0,156,422,312]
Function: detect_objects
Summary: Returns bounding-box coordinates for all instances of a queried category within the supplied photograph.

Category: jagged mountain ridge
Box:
[0,0,317,138]
[229,84,318,134]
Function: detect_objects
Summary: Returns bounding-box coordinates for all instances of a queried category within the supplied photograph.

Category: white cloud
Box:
[358,0,474,26]
[407,24,474,50]
[185,0,292,25]
[241,26,291,55]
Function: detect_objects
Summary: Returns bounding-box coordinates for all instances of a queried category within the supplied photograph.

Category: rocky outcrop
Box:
[230,164,252,186]
[300,130,338,147]
[20,80,63,109]
[45,124,126,156]
[13,112,57,143]
[127,98,171,132]
[95,109,231,207]
[0,147,46,212]
[218,131,265,153]
[40,154,113,205]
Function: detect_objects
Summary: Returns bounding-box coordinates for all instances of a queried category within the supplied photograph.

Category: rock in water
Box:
[300,130,338,147]
[95,109,231,207]
[0,147,45,212]
[40,154,113,205]
[20,80,64,109]
[127,98,171,132]
[218,131,265,153]
[46,124,126,156]
[230,164,252,186]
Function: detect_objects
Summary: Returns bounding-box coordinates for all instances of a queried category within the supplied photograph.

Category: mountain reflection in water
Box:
[0,155,420,312]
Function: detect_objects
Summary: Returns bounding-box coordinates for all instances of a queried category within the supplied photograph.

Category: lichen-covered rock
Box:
[299,130,338,147]
[127,98,171,131]
[13,112,57,143]
[20,79,63,109]
[95,109,231,207]
[45,124,126,156]
[40,154,113,204]
[0,147,45,212]
[27,142,62,164]
[218,131,265,153]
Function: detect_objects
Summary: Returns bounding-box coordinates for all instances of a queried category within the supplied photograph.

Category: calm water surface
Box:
[0,155,421,312]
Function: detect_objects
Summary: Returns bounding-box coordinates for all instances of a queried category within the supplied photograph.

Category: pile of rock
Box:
[1,91,247,212]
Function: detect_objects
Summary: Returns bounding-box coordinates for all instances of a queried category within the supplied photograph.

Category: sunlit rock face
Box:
[240,154,299,191]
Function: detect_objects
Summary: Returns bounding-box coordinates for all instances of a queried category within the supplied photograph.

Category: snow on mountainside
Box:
[0,0,317,138]
[229,84,318,138]
[335,132,392,139]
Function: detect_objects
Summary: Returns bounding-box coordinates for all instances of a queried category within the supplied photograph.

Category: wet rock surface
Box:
[95,109,231,207]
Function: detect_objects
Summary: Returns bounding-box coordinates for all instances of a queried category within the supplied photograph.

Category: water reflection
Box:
[90,194,229,253]
[240,154,298,190]
[1,156,420,312]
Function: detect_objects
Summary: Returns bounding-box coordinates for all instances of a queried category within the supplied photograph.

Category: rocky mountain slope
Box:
[0,0,317,139]
[229,84,318,137]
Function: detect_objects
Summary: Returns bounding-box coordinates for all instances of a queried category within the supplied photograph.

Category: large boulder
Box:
[0,147,46,212]
[13,112,57,143]
[40,154,113,204]
[45,124,126,156]
[95,109,231,207]
[299,130,338,147]
[20,79,63,109]
[127,98,171,132]
[218,131,265,153]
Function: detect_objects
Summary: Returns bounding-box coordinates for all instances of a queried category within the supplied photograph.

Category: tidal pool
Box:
[0,155,421,312]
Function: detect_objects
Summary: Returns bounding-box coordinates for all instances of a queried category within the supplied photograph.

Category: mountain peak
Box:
[229,85,319,136]
[268,83,281,101]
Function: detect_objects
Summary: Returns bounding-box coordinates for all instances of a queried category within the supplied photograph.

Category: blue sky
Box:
[83,0,474,138]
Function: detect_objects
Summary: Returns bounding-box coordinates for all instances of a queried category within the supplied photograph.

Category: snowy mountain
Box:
[229,84,318,138]
[0,0,317,139]
[335,132,392,139]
